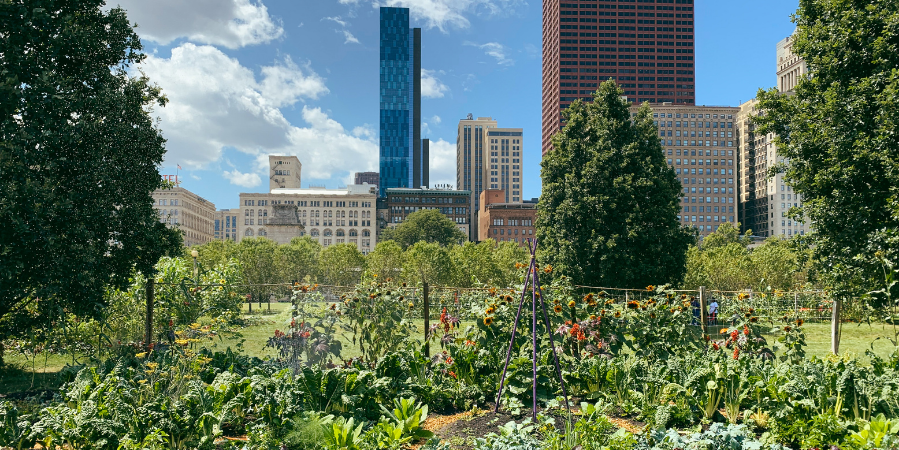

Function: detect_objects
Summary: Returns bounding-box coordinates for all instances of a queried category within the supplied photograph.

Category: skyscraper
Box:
[542,0,697,155]
[456,116,523,241]
[379,7,426,193]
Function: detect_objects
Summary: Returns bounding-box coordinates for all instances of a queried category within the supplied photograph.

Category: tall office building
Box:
[380,7,427,193]
[456,116,523,241]
[632,104,739,238]
[542,0,697,155]
[737,34,809,238]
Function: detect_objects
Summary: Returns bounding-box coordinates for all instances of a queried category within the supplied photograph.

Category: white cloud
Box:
[341,29,360,44]
[322,16,349,27]
[367,0,525,33]
[426,139,457,187]
[322,16,360,44]
[421,69,449,98]
[142,43,378,181]
[465,41,514,66]
[431,115,442,125]
[223,169,262,187]
[112,0,283,49]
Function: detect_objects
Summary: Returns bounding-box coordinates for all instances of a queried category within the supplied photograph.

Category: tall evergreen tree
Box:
[537,81,695,288]
[754,0,899,297]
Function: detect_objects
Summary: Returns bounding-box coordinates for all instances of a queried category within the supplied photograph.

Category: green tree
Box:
[235,238,281,303]
[754,0,899,297]
[365,240,405,281]
[381,209,467,248]
[450,241,502,288]
[320,243,365,287]
[0,0,181,354]
[701,222,752,250]
[537,81,695,288]
[403,241,454,287]
[277,237,321,284]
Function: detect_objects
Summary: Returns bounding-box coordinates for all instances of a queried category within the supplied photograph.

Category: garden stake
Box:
[532,252,571,418]
[494,251,535,413]
[532,253,538,422]
[494,238,571,421]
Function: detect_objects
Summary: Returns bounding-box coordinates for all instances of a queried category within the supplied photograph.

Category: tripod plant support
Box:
[494,238,571,421]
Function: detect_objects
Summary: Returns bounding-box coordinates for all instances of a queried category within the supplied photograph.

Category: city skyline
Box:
[115,0,799,211]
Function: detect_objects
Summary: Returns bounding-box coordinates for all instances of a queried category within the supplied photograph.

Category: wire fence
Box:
[153,281,892,355]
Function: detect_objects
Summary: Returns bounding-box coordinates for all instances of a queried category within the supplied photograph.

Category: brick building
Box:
[478,190,537,246]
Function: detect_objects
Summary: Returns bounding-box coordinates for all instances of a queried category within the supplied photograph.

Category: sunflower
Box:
[720,328,730,334]
[627,301,639,309]
[554,305,563,313]
[646,285,655,291]
[544,265,553,274]
[744,312,752,318]
[750,316,759,323]
[614,311,622,318]
[784,326,792,332]
[568,300,576,308]
[795,319,804,326]
[484,316,494,326]
[486,305,497,315]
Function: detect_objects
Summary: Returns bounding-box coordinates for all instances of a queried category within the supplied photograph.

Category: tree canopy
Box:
[754,0,899,297]
[0,0,181,345]
[537,80,695,288]
[381,209,467,248]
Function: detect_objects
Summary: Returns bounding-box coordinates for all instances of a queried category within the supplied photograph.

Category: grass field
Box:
[2,302,896,395]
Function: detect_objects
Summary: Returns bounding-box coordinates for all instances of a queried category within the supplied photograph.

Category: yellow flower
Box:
[138,379,148,384]
[146,362,159,370]
[484,316,494,326]
[175,338,189,346]
[135,352,147,358]
[646,285,655,291]
[567,300,576,308]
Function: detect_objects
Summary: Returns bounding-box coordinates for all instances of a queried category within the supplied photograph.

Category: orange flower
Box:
[554,305,563,313]
[743,326,750,336]
[795,319,804,327]
[646,285,655,291]
[544,265,553,274]
[448,371,457,379]
[720,328,730,334]
[733,348,740,359]
[627,301,639,309]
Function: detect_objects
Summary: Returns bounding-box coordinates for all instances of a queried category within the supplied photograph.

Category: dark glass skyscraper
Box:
[380,7,425,194]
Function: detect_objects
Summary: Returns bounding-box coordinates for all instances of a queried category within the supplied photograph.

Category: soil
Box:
[418,404,646,450]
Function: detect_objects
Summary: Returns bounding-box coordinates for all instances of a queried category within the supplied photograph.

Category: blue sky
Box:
[114,0,799,210]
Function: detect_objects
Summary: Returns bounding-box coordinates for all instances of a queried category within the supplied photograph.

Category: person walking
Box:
[708,298,719,326]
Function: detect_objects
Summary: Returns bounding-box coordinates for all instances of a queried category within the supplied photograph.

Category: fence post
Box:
[699,286,708,335]
[423,283,430,358]
[145,278,154,351]
[831,298,841,355]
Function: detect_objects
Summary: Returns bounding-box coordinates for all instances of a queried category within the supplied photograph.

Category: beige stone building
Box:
[153,186,216,247]
[777,34,807,93]
[214,209,240,242]
[630,104,740,238]
[735,34,810,239]
[456,115,523,240]
[269,155,302,190]
[237,184,378,253]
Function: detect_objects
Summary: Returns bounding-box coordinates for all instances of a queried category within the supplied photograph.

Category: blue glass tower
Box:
[380,7,423,195]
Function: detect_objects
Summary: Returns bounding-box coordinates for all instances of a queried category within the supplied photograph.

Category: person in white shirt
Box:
[708,299,719,325]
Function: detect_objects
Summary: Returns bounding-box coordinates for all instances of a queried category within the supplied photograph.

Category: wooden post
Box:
[248,295,252,313]
[145,278,155,351]
[423,283,430,358]
[699,286,708,335]
[794,292,799,319]
[831,297,841,355]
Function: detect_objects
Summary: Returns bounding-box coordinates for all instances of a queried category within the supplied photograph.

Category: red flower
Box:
[712,342,720,350]
[448,371,457,379]
[733,348,740,359]
[570,323,580,336]
[743,326,750,336]
[446,356,454,365]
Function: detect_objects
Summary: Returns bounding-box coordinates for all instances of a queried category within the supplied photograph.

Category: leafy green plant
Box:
[379,397,434,441]
[846,414,899,450]
[321,416,364,450]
